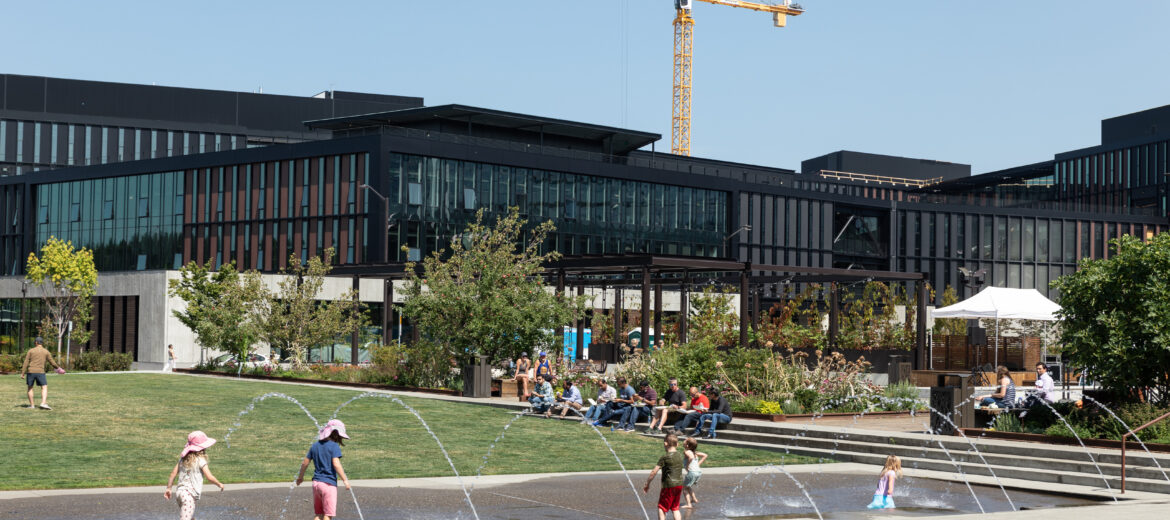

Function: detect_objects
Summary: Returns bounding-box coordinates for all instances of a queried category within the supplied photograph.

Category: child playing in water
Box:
[296,419,352,520]
[164,431,225,520]
[867,455,902,509]
[681,436,708,509]
[643,432,686,520]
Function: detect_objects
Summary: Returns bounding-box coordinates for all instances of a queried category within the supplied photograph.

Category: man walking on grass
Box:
[20,337,62,410]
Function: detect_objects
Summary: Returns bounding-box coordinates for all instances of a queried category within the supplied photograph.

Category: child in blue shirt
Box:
[296,419,352,520]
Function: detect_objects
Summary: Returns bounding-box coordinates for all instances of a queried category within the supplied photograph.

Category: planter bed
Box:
[733,411,786,422]
[957,428,1170,453]
[175,368,462,397]
[732,410,921,422]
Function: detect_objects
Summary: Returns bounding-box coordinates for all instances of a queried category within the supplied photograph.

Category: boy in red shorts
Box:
[643,432,685,520]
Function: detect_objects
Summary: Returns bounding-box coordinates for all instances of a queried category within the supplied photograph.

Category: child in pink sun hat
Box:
[296,419,352,520]
[164,431,224,520]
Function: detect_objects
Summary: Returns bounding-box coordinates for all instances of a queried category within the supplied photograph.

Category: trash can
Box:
[462,355,492,398]
[929,375,974,435]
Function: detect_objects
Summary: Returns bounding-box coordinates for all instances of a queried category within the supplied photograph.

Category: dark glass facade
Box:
[384,153,727,261]
[35,171,184,271]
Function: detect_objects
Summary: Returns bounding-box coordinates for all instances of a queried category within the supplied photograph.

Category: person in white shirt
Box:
[583,380,618,423]
[1023,362,1057,408]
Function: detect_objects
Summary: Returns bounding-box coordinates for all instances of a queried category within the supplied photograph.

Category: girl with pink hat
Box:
[163,431,224,520]
[296,419,352,520]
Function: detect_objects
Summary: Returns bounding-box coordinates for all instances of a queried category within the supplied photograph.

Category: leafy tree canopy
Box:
[168,260,266,365]
[1053,233,1170,405]
[26,237,98,356]
[402,207,587,366]
[259,248,364,368]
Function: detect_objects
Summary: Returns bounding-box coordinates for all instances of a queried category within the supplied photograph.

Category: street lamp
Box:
[723,224,752,259]
[359,184,391,263]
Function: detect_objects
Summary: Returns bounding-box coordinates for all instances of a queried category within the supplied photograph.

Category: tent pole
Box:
[994,315,999,368]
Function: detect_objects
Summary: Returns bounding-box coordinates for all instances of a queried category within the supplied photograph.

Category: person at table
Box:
[976,365,1016,408]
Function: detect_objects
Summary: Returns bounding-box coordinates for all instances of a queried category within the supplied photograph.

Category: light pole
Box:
[359,184,391,263]
[723,224,751,259]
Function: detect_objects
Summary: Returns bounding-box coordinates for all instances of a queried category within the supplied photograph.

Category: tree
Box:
[1053,233,1170,405]
[25,237,98,358]
[259,248,365,369]
[402,207,586,366]
[688,285,743,347]
[168,260,266,366]
[932,285,966,336]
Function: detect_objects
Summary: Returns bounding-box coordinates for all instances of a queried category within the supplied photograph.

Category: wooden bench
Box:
[500,378,533,402]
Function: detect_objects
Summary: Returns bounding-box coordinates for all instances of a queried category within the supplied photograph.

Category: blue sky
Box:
[5,1,1169,174]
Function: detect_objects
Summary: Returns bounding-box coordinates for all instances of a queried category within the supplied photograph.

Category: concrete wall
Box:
[4,272,748,370]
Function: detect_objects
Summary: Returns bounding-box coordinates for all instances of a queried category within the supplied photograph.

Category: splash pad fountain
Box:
[3,388,1157,520]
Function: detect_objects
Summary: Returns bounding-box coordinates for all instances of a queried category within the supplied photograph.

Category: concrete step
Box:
[725,421,1170,471]
[702,436,1170,495]
[714,428,1170,482]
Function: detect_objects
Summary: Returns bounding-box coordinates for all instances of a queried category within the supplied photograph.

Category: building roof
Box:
[304,104,661,155]
[913,160,1053,193]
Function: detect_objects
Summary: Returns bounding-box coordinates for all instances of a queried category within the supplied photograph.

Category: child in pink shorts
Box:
[296,419,352,520]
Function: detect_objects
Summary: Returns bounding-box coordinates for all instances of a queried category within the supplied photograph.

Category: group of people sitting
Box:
[975,362,1058,410]
[526,373,734,439]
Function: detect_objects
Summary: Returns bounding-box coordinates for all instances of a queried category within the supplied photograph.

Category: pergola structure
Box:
[332,254,930,368]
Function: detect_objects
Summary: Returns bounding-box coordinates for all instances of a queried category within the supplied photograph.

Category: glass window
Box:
[136,254,147,271]
[1022,219,1034,262]
[1037,220,1049,262]
[408,183,422,206]
[103,200,114,220]
[70,203,81,222]
[37,205,48,224]
[138,198,150,218]
[173,253,183,270]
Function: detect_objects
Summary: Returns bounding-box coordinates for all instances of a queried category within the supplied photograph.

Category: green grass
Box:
[0,373,817,490]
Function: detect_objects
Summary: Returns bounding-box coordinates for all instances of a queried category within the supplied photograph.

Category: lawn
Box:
[0,373,817,490]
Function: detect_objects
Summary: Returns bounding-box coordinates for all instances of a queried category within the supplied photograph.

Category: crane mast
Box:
[671,0,804,156]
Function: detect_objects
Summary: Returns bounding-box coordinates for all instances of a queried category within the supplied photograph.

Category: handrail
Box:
[817,169,944,188]
[1121,409,1170,493]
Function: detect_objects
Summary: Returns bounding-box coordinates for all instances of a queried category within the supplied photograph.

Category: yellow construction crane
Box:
[672,0,804,156]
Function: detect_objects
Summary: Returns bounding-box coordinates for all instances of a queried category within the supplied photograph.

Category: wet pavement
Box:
[2,468,1103,520]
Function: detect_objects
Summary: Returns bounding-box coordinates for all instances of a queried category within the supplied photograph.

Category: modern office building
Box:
[0,76,1167,367]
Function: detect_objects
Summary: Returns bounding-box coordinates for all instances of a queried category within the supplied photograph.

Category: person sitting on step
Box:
[528,374,555,414]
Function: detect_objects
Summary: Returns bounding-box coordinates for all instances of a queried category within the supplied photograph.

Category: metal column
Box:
[382,279,394,345]
[576,285,585,360]
[653,284,663,347]
[679,272,689,344]
[828,283,839,349]
[916,278,928,369]
[740,265,750,349]
[641,267,650,352]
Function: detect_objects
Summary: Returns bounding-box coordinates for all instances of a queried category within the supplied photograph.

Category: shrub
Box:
[991,412,1023,433]
[780,400,804,415]
[756,400,783,415]
[0,354,22,373]
[880,381,922,411]
[1043,421,1097,439]
[70,351,133,372]
[1103,403,1170,443]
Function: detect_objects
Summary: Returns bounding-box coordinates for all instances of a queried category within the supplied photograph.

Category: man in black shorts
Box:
[20,337,62,410]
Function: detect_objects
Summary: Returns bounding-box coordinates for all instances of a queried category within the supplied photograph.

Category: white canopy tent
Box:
[930,286,1061,367]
